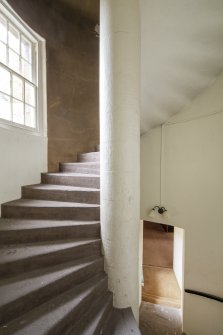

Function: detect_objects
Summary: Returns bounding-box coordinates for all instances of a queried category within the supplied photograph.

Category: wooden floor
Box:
[142,221,181,308]
[143,221,173,268]
[142,266,181,308]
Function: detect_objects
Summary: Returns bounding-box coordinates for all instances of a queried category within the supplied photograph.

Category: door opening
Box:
[140,220,185,335]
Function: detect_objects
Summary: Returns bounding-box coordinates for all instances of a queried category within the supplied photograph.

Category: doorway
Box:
[142,221,181,307]
[140,221,184,335]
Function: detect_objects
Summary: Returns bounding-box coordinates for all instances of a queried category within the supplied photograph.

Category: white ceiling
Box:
[140,0,223,133]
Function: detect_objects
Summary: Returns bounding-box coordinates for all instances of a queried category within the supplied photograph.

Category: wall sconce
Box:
[149,206,168,218]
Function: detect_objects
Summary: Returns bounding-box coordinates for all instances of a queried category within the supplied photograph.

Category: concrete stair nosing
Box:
[1,199,100,221]
[21,184,100,204]
[0,239,101,278]
[0,219,100,244]
[41,172,100,189]
[59,162,100,175]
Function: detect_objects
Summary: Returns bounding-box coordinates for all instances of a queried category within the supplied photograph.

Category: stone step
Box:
[0,238,101,278]
[0,257,104,326]
[0,219,100,244]
[1,199,100,221]
[59,162,100,175]
[77,152,100,163]
[0,274,108,335]
[67,292,113,335]
[101,308,141,335]
[41,172,100,189]
[22,184,100,204]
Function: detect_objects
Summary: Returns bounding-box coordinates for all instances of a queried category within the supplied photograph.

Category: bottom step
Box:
[101,308,141,335]
[67,292,113,335]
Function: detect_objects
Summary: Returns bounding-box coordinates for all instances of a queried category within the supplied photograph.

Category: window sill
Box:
[0,118,46,137]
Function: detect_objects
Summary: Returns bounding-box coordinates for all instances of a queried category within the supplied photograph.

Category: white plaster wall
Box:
[140,126,162,219]
[141,71,223,335]
[0,127,47,214]
[173,227,184,291]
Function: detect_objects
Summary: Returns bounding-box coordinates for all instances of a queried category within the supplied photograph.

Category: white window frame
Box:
[0,0,47,136]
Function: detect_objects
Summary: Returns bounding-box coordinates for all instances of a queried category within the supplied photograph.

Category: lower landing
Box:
[142,265,181,308]
[139,301,182,335]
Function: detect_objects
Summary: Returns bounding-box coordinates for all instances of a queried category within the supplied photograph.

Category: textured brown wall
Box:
[7,0,99,171]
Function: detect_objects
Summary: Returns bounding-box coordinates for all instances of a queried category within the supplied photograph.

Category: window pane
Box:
[8,24,20,53]
[9,49,20,73]
[13,75,23,100]
[21,35,31,62]
[0,93,11,120]
[0,66,10,95]
[25,82,35,106]
[25,104,35,127]
[12,98,24,124]
[21,59,32,81]
[0,15,7,43]
[0,41,6,64]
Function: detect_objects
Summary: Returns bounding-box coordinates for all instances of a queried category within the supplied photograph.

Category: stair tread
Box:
[41,172,100,189]
[61,162,100,166]
[2,199,100,208]
[0,219,100,231]
[102,308,140,335]
[0,257,103,308]
[77,152,100,163]
[0,238,101,265]
[0,274,107,334]
[43,172,100,177]
[80,293,113,335]
[78,151,99,155]
[23,184,100,192]
[59,162,100,174]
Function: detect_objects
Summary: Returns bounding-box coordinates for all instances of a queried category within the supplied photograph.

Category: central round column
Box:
[100,0,140,320]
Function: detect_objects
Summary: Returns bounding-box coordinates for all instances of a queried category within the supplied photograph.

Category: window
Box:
[0,1,46,133]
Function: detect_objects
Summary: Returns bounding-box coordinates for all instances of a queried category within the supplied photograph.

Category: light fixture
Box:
[149,206,168,218]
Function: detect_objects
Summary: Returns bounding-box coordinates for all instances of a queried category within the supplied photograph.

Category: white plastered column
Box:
[100,0,140,320]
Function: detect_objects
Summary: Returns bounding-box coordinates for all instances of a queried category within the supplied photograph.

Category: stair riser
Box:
[59,164,100,175]
[77,152,100,163]
[41,174,100,189]
[56,277,108,335]
[22,187,100,204]
[0,224,100,244]
[0,259,104,326]
[0,241,101,278]
[1,206,100,221]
